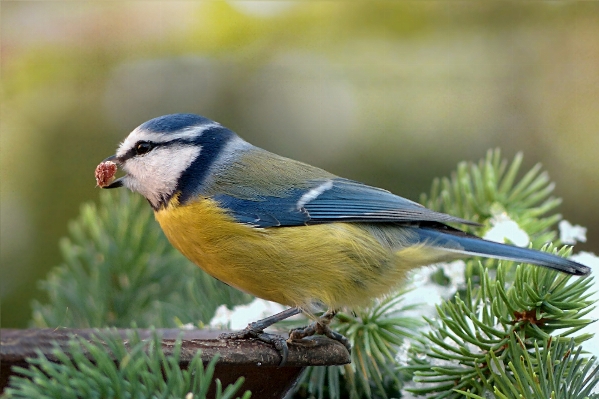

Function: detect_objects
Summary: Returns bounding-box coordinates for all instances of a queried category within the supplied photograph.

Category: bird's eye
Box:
[135,142,154,155]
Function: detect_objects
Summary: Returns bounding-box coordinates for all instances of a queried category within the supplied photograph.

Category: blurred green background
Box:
[2,1,598,328]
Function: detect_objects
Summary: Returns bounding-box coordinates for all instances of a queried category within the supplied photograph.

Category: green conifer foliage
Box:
[6,150,596,398]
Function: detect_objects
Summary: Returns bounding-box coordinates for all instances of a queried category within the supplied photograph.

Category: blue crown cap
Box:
[140,114,214,133]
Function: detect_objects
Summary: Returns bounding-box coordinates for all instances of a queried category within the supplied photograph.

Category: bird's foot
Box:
[220,324,290,365]
[288,311,352,354]
[218,307,302,366]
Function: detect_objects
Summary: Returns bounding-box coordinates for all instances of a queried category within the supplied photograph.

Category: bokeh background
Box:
[2,1,598,328]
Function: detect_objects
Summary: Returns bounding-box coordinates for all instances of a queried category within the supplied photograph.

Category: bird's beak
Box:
[101,155,125,189]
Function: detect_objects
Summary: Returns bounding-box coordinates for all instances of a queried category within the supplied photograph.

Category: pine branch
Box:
[403,261,596,397]
[458,336,599,399]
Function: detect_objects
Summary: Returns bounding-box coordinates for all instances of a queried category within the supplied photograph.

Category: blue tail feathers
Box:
[415,226,590,276]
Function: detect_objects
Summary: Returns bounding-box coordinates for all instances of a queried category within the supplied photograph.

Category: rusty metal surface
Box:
[1,328,351,398]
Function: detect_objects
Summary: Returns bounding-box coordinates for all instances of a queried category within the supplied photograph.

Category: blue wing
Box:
[213,178,474,227]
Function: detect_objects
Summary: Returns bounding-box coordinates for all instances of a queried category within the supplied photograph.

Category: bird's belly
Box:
[154,198,418,309]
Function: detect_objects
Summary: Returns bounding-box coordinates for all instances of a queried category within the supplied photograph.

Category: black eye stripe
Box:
[121,141,155,161]
[121,137,201,162]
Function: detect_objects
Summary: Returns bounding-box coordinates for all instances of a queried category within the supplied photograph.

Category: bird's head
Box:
[102,113,240,210]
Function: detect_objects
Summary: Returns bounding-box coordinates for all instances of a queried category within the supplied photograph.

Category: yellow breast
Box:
[155,197,426,310]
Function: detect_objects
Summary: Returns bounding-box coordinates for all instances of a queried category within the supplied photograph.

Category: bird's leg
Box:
[288,309,352,354]
[219,306,302,366]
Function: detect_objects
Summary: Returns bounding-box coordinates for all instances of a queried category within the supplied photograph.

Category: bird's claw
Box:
[289,321,352,354]
[219,324,289,366]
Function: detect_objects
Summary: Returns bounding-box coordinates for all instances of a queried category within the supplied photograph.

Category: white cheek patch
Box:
[123,144,201,208]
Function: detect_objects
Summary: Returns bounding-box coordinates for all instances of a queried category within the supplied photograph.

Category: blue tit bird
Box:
[100,113,590,363]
